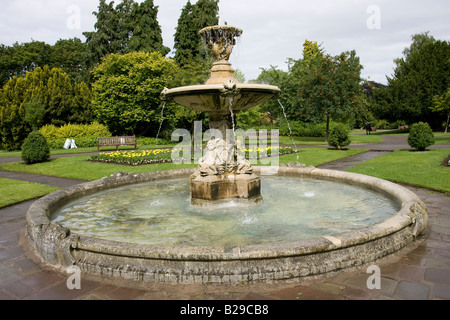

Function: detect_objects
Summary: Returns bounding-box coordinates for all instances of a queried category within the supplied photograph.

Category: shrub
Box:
[328,123,351,150]
[39,122,111,140]
[408,122,435,151]
[21,131,50,164]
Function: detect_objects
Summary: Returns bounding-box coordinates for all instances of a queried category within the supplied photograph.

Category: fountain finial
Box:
[199,25,243,84]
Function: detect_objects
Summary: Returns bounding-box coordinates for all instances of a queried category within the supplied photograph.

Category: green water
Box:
[52,176,399,247]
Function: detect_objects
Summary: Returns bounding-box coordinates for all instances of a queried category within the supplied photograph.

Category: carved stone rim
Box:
[26,167,428,261]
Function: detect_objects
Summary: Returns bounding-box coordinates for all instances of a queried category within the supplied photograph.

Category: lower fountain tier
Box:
[190,173,262,206]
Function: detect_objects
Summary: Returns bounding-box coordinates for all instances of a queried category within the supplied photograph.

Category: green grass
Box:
[279,133,383,146]
[278,148,367,167]
[0,148,368,181]
[0,178,59,208]
[348,148,450,193]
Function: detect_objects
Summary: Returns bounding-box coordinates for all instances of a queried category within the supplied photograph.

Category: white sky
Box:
[0,0,449,84]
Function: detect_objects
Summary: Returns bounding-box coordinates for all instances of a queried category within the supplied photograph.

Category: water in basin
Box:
[51,176,399,247]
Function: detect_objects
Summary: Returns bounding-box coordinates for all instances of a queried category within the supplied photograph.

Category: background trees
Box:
[257,40,364,140]
[371,33,450,129]
[92,51,180,137]
[0,66,92,150]
[83,0,169,69]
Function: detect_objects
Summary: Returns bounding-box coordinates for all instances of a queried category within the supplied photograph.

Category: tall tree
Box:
[128,0,169,55]
[173,0,219,66]
[84,0,168,68]
[431,88,450,133]
[0,66,92,150]
[293,41,364,140]
[372,33,450,128]
[91,51,178,136]
[0,41,52,87]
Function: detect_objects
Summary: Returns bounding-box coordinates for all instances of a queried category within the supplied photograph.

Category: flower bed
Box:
[89,146,296,166]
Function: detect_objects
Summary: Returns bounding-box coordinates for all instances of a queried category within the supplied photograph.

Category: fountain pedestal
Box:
[161,25,281,205]
[190,173,262,206]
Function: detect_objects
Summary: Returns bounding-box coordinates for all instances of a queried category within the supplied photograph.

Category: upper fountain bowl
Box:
[161,24,281,112]
[161,81,281,113]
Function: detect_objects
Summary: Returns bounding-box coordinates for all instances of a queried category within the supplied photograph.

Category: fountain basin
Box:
[161,83,281,113]
[25,166,428,285]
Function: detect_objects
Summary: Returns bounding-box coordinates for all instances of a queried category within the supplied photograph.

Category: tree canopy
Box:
[91,51,191,137]
[0,66,92,150]
[83,0,169,68]
[258,40,364,139]
[372,32,450,129]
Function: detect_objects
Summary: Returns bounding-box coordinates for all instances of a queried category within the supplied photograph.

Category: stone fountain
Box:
[24,25,428,286]
[161,25,281,205]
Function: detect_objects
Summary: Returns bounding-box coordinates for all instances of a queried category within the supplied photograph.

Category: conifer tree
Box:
[173,0,219,65]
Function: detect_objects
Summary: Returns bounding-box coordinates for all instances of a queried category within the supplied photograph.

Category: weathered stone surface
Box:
[25,167,429,285]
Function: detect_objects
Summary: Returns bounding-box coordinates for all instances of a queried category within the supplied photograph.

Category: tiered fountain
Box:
[162,25,281,205]
[24,25,428,285]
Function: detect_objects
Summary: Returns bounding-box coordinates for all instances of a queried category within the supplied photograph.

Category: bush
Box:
[408,122,435,151]
[21,131,50,164]
[328,123,351,150]
[39,122,111,140]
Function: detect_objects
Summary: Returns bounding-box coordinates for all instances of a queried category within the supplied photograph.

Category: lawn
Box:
[0,178,58,208]
[348,148,450,193]
[0,148,368,181]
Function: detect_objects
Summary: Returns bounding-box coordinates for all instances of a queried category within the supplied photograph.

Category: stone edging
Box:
[25,166,428,284]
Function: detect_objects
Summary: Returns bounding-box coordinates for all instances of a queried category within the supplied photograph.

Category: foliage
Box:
[293,41,364,139]
[0,66,92,150]
[89,146,294,166]
[91,51,182,136]
[83,0,169,68]
[0,38,90,86]
[278,121,340,138]
[431,88,450,133]
[408,122,435,151]
[372,33,450,128]
[21,131,50,164]
[257,40,364,140]
[173,0,219,65]
[39,122,110,140]
[39,122,111,149]
[328,123,352,150]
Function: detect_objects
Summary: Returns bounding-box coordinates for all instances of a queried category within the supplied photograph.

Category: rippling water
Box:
[51,176,399,246]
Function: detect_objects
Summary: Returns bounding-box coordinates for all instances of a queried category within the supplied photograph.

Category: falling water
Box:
[155,102,166,146]
[278,99,299,160]
[229,96,236,136]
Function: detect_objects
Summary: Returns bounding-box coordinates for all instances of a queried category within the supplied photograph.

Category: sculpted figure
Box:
[235,140,253,174]
[198,138,226,176]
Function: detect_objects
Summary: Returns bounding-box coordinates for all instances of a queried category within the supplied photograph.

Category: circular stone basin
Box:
[25,166,428,285]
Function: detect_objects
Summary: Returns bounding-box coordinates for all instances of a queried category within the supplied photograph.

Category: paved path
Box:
[0,136,449,301]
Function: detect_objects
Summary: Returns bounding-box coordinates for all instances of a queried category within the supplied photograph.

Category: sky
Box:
[0,0,449,84]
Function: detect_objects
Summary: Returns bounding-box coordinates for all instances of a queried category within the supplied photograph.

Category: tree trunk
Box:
[446,112,449,133]
[325,114,330,142]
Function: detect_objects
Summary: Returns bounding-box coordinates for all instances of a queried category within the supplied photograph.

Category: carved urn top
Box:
[199,25,243,62]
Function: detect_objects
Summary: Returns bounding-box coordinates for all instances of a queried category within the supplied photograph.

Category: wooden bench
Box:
[97,136,137,151]
[243,130,280,141]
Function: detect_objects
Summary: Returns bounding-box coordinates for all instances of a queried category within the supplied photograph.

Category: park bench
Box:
[97,136,137,151]
[243,130,279,141]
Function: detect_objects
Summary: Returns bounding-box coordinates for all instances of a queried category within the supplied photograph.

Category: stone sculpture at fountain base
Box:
[190,172,262,206]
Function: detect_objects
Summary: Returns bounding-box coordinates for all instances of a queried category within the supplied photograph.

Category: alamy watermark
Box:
[66,5,81,30]
[170,121,281,168]
[66,265,81,290]
[366,265,381,290]
[367,5,381,30]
